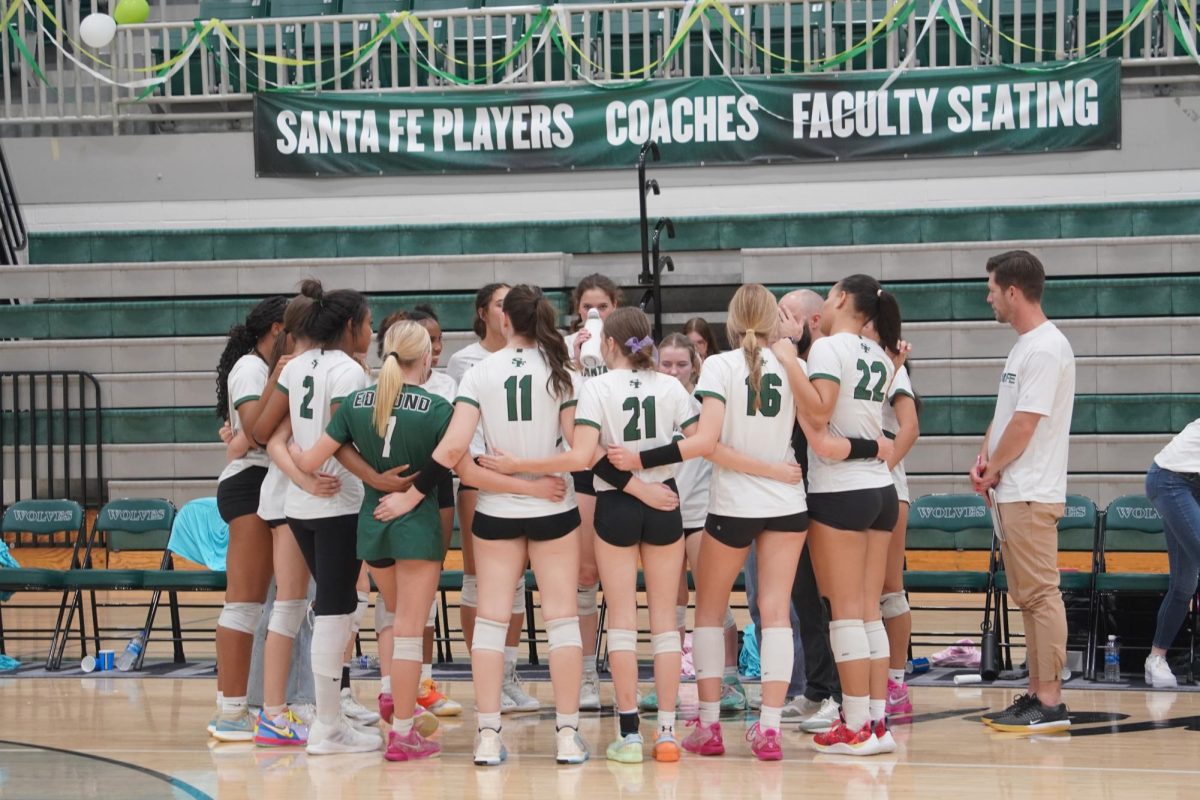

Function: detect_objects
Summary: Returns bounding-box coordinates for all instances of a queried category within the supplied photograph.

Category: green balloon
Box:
[113,0,150,25]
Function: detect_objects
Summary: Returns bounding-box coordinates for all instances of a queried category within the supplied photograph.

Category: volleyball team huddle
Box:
[210,270,918,766]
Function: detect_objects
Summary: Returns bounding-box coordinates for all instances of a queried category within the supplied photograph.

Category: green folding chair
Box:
[60,499,176,670]
[0,499,88,669]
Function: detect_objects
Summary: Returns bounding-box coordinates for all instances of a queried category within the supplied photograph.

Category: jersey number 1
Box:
[622,396,657,441]
[504,374,533,422]
[381,416,397,459]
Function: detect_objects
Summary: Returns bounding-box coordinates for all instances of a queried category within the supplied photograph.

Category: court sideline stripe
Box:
[0,739,213,800]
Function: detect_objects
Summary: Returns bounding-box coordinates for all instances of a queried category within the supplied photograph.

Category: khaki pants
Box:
[997,502,1067,684]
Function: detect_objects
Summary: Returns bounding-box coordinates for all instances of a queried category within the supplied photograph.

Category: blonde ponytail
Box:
[726,284,779,415]
[374,321,431,437]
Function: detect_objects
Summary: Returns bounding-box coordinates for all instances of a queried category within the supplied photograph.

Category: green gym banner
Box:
[253,58,1120,177]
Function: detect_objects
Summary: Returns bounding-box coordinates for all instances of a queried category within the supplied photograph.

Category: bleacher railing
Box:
[0,142,25,265]
[1,371,105,542]
[0,0,1195,129]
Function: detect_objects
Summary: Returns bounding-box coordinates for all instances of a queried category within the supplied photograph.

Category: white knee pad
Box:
[426,598,438,628]
[652,631,682,656]
[375,603,395,636]
[675,605,687,629]
[393,636,424,663]
[546,616,583,652]
[760,627,795,685]
[350,591,369,633]
[692,626,725,681]
[865,619,889,661]
[829,619,871,663]
[511,577,527,616]
[473,617,508,654]
[218,601,264,635]
[576,583,599,617]
[311,613,353,680]
[880,592,909,620]
[461,573,478,608]
[723,608,736,631]
[607,628,637,653]
[268,599,308,638]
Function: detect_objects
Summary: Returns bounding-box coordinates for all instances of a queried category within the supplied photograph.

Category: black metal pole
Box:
[637,142,660,285]
[650,218,675,341]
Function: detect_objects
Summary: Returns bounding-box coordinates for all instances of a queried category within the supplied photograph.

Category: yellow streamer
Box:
[956,0,1155,56]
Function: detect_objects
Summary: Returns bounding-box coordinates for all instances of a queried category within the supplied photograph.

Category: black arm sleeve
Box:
[591,456,633,491]
[413,460,452,495]
[846,438,880,460]
[639,441,683,470]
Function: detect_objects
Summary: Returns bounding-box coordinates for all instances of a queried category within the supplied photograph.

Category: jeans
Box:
[745,544,805,698]
[1146,463,1200,651]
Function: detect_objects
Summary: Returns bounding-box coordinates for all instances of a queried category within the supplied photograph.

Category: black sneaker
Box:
[981,693,1038,726]
[988,701,1071,733]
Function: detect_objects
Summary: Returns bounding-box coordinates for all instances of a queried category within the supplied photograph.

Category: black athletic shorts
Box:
[264,518,287,529]
[437,473,455,510]
[594,480,684,547]
[807,485,900,532]
[217,466,268,523]
[571,470,595,497]
[473,508,582,542]
[704,510,809,550]
[684,527,704,538]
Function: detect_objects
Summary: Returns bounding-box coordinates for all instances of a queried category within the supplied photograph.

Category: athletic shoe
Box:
[579,670,601,712]
[981,693,1038,726]
[474,728,508,766]
[385,728,441,761]
[987,701,1071,734]
[812,718,878,756]
[720,679,747,713]
[873,718,897,753]
[639,690,659,712]
[417,678,464,716]
[681,719,724,756]
[606,732,644,763]
[378,693,395,725]
[745,722,782,762]
[206,710,219,737]
[1145,654,1178,689]
[306,716,382,755]
[290,704,316,726]
[885,679,913,716]
[798,697,841,733]
[341,689,381,726]
[254,709,308,747]
[212,710,256,742]
[780,696,819,725]
[652,731,680,762]
[500,663,540,713]
[555,727,590,764]
[413,706,440,738]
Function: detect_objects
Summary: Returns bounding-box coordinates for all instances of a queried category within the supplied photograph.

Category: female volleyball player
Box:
[445,284,539,714]
[563,272,622,711]
[682,316,721,360]
[373,306,463,720]
[251,280,380,755]
[294,320,566,761]
[863,321,921,717]
[210,296,287,742]
[374,285,593,767]
[806,275,904,756]
[607,284,888,761]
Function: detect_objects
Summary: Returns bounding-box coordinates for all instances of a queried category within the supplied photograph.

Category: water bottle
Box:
[578,309,605,372]
[906,657,930,675]
[116,633,145,672]
[352,654,379,670]
[1104,635,1121,682]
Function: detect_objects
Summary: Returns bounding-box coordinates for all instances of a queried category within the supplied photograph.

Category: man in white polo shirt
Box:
[970,250,1076,733]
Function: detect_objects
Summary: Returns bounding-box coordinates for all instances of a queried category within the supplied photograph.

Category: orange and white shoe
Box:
[417,678,463,717]
[812,718,880,756]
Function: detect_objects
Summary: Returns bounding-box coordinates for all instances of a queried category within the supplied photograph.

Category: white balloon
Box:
[79,13,117,49]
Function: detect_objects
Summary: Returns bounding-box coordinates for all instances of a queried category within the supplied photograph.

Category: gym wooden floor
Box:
[4,674,1200,799]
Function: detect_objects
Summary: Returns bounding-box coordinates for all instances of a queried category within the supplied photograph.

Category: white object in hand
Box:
[579,309,605,372]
